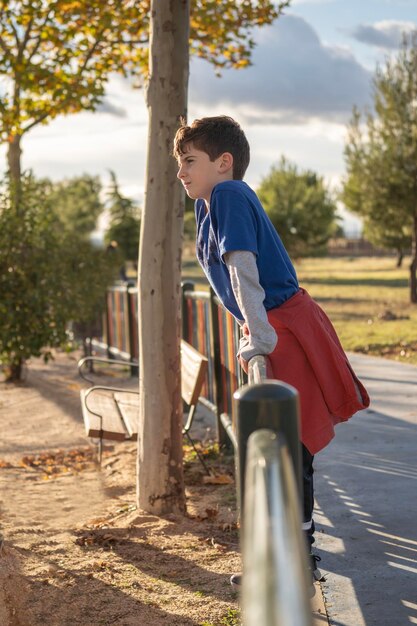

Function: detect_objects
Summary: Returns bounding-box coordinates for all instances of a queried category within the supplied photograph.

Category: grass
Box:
[182,254,417,365]
[296,256,417,364]
[199,607,241,626]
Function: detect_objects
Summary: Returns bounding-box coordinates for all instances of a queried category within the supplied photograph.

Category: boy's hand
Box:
[238,355,248,373]
[239,323,250,372]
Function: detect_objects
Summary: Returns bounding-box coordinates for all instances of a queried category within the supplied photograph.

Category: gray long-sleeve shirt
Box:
[224,250,278,362]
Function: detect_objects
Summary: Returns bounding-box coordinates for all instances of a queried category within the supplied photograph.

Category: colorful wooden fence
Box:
[102,285,139,362]
[181,283,244,426]
[90,280,244,440]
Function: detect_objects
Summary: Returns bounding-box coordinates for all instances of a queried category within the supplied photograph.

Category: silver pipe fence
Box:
[236,356,313,626]
[241,428,313,626]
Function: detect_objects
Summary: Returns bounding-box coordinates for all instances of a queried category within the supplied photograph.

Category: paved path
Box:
[315,354,417,626]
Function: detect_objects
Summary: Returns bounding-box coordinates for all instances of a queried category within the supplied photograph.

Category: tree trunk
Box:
[7,134,23,205]
[5,359,23,383]
[410,215,417,303]
[396,249,403,268]
[136,0,190,514]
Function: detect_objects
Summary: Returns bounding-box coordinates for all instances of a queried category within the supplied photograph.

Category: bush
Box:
[0,174,118,380]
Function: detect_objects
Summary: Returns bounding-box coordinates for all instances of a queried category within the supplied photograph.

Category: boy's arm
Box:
[224,250,277,363]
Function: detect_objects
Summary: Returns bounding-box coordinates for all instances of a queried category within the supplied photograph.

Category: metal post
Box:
[234,380,302,516]
[105,289,112,360]
[242,428,313,626]
[209,287,229,448]
[181,281,194,342]
[127,288,139,377]
[86,337,94,374]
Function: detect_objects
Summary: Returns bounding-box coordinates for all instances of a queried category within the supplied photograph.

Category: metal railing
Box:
[241,429,312,626]
[235,356,313,626]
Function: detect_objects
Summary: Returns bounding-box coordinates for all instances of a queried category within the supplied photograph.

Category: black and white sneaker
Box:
[310,553,325,582]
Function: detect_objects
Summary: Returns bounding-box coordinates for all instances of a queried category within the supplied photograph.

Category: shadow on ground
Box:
[316,408,417,626]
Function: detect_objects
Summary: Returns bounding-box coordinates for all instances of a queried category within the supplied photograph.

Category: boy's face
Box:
[177,143,233,203]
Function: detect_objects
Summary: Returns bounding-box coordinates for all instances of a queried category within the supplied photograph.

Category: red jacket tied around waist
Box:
[262,289,370,454]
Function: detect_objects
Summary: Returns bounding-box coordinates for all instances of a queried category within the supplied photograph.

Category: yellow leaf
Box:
[202,473,234,485]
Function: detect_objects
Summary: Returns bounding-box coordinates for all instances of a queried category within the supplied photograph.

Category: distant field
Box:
[182,255,417,365]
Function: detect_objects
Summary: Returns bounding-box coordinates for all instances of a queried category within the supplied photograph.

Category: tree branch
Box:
[78,36,104,75]
[26,9,54,65]
[0,33,11,59]
[21,83,99,134]
[9,16,20,48]
[21,110,51,133]
[18,14,34,58]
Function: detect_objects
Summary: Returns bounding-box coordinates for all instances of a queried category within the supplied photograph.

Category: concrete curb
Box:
[312,581,329,625]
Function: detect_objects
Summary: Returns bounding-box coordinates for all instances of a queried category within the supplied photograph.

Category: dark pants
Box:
[302,444,315,550]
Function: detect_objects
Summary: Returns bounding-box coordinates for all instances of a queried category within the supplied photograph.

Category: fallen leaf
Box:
[202,474,233,485]
[66,383,82,391]
[92,560,111,570]
[74,529,126,547]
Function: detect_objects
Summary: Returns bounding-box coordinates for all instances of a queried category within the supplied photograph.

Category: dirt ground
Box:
[0,351,241,626]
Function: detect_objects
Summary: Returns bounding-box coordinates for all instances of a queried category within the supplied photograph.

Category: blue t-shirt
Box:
[195,180,299,321]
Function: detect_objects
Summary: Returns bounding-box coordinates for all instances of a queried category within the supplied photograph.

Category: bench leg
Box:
[98,437,103,465]
[183,430,211,476]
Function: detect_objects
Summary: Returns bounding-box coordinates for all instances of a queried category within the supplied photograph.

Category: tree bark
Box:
[137,0,190,514]
[4,359,23,383]
[410,215,417,303]
[396,249,403,268]
[7,134,23,205]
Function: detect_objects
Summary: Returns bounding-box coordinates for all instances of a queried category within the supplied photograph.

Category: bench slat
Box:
[80,390,128,441]
[114,392,139,439]
[80,340,208,444]
[181,340,208,406]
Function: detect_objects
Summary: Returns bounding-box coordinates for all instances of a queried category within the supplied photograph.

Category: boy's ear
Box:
[218,152,233,174]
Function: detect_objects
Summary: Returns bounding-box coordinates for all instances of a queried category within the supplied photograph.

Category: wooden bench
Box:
[78,340,209,469]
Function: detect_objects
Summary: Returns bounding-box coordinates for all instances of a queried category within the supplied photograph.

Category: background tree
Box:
[257,157,338,258]
[363,217,411,267]
[105,170,140,263]
[44,174,104,237]
[0,0,288,191]
[30,174,119,321]
[0,173,118,380]
[0,0,149,194]
[138,0,290,514]
[342,34,417,301]
[342,109,411,267]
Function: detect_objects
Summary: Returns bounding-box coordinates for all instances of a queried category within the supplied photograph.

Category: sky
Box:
[1,0,417,236]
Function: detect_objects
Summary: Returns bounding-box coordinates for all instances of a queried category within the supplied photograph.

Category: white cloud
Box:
[189,15,372,125]
[351,20,417,49]
[239,120,347,190]
[96,100,128,118]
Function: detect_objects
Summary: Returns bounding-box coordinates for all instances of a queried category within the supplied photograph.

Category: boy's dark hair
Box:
[173,115,250,180]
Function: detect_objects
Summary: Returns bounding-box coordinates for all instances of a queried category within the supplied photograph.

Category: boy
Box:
[173,116,369,587]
